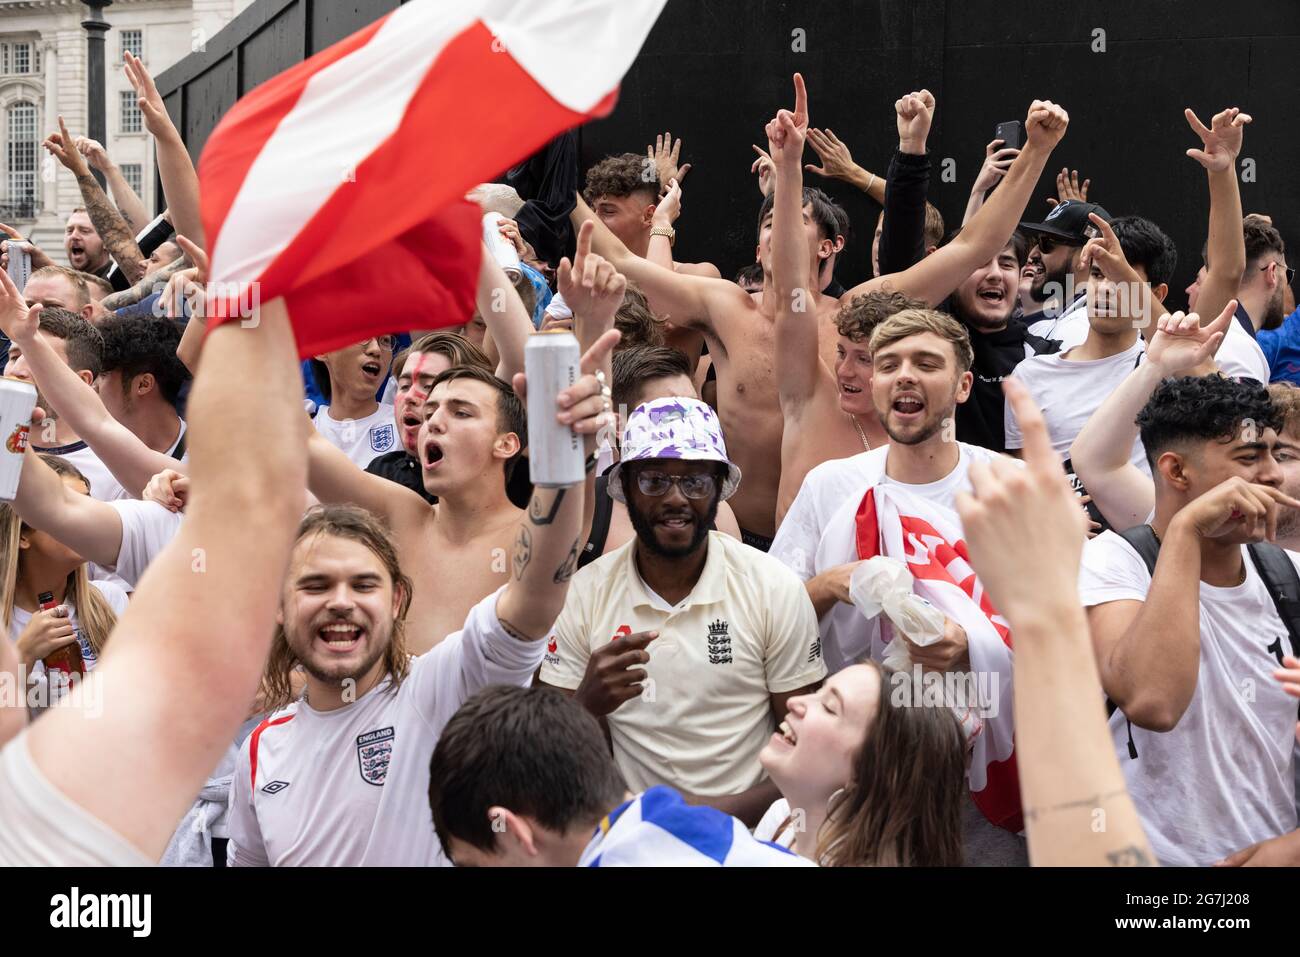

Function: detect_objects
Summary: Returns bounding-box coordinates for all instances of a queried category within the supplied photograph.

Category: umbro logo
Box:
[261,780,290,795]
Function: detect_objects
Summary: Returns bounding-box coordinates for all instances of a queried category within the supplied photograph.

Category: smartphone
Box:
[994,120,1023,151]
[5,242,31,292]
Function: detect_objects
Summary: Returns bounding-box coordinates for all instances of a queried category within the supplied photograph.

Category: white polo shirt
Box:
[540,532,825,797]
[226,586,545,866]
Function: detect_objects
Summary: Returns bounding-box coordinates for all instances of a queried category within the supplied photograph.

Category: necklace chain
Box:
[850,413,870,451]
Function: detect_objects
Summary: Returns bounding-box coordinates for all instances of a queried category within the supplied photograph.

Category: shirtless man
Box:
[584,148,719,372]
[578,75,1070,546]
[305,223,622,653]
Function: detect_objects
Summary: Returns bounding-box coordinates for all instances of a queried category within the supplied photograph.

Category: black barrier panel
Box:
[156,0,1299,302]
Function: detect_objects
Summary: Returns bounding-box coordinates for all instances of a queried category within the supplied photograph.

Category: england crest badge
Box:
[369,423,396,453]
[356,726,395,786]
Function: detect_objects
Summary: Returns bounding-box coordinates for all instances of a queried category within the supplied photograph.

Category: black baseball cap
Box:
[1020,200,1112,245]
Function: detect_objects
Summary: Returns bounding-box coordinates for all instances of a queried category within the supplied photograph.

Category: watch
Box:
[650,225,676,247]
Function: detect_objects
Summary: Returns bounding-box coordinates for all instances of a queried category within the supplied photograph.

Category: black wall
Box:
[158,0,1300,307]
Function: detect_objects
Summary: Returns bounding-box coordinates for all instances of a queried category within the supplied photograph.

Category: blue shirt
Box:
[1257,306,1300,384]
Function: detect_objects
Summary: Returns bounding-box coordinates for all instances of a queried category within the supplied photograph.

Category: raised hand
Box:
[1024,99,1070,150]
[74,136,111,173]
[1045,167,1090,207]
[895,89,935,154]
[0,222,49,273]
[124,50,175,139]
[972,138,1020,193]
[750,144,775,197]
[1173,475,1300,544]
[765,73,809,170]
[647,131,691,194]
[42,116,91,178]
[955,378,1089,623]
[0,256,42,343]
[1184,107,1251,173]
[653,177,683,228]
[557,220,626,345]
[161,234,208,320]
[1145,302,1232,375]
[805,127,860,182]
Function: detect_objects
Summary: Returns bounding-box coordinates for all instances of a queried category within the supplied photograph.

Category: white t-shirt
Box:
[1214,318,1270,383]
[1026,293,1090,351]
[1078,531,1299,865]
[312,404,397,468]
[105,499,184,588]
[754,797,798,850]
[39,441,127,502]
[1005,339,1150,475]
[540,533,825,797]
[770,444,1007,673]
[0,735,151,865]
[226,586,545,867]
[8,579,129,707]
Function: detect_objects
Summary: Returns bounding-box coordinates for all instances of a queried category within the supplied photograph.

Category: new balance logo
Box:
[261,780,290,794]
[807,638,821,663]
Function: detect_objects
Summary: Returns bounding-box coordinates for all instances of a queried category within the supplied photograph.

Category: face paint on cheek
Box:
[406,354,433,407]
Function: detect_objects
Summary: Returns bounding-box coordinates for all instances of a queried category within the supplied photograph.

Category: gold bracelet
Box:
[650,225,676,248]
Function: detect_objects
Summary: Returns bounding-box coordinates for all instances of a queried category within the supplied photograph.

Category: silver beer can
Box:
[525,330,584,487]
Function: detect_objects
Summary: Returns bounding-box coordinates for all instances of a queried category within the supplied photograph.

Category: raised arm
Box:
[877,90,935,275]
[1184,107,1250,328]
[956,379,1154,867]
[75,137,150,234]
[571,193,744,334]
[99,252,191,313]
[0,299,178,497]
[306,415,428,530]
[844,99,1067,305]
[499,329,619,641]
[11,443,126,569]
[476,243,533,383]
[1070,303,1230,530]
[769,75,821,411]
[23,285,305,861]
[44,116,146,283]
[125,52,203,248]
[962,139,1020,226]
[804,127,886,204]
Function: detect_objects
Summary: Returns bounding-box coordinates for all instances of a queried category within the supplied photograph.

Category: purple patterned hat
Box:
[607,397,742,504]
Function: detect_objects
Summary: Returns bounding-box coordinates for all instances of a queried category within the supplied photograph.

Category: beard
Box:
[880,411,947,447]
[290,618,392,687]
[625,492,719,559]
[1262,287,1287,331]
[1030,260,1071,304]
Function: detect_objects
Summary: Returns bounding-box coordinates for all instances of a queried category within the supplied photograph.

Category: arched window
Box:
[6,100,38,218]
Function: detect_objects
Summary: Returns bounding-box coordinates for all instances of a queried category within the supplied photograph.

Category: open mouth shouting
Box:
[422,439,445,472]
[360,360,384,383]
[890,391,926,422]
[317,619,366,655]
[976,285,1006,306]
[67,241,87,267]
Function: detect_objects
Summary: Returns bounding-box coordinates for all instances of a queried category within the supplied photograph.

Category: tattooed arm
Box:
[44,117,146,282]
[75,137,149,233]
[498,327,620,642]
[99,254,190,312]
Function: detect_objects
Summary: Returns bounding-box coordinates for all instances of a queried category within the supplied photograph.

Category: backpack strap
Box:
[1109,525,1164,760]
[578,472,613,570]
[1246,543,1300,659]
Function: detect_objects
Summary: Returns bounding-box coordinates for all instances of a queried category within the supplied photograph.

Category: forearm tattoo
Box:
[75,172,146,282]
[528,487,567,526]
[552,537,581,584]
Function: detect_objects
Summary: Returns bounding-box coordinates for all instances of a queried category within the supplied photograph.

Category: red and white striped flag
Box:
[199,0,667,355]
[855,485,1023,832]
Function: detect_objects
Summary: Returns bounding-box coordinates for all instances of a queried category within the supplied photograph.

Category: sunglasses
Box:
[634,470,718,500]
[1035,235,1082,255]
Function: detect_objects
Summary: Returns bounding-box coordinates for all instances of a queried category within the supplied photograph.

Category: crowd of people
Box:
[0,47,1298,870]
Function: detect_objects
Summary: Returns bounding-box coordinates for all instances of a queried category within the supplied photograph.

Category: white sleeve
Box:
[762,563,827,692]
[225,741,270,868]
[107,499,184,588]
[89,580,130,617]
[1078,533,1151,607]
[407,586,547,730]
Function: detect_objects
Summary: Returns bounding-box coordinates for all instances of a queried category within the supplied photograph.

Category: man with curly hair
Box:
[1079,374,1300,865]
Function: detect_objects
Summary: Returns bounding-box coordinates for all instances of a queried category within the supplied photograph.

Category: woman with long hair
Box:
[1,455,126,702]
[757,660,968,866]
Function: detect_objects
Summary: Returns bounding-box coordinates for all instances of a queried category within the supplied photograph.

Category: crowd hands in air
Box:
[0,58,1298,870]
